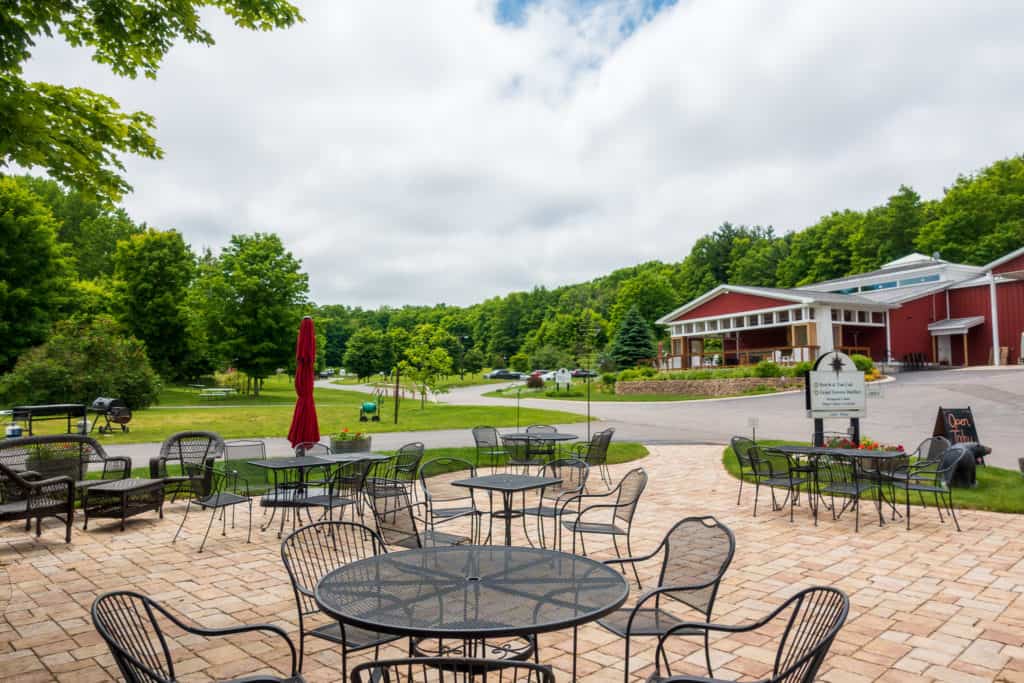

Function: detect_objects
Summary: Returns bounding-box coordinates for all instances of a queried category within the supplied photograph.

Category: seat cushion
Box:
[0,500,28,519]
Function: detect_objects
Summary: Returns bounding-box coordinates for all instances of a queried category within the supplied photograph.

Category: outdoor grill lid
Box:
[90,397,126,412]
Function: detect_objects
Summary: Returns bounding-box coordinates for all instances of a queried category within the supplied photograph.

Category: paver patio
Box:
[2,444,1024,682]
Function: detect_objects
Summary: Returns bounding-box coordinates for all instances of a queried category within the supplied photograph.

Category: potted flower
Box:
[330,428,371,454]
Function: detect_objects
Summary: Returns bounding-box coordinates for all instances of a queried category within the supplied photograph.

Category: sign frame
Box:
[805,350,867,419]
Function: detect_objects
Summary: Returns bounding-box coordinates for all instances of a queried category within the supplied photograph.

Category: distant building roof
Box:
[927,316,985,336]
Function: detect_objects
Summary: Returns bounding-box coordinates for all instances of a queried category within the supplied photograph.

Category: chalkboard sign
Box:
[933,406,980,445]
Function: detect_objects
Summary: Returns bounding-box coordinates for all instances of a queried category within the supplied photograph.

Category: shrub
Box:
[753,360,782,378]
[600,372,617,387]
[850,354,875,372]
[638,366,657,378]
[790,361,813,376]
[509,352,530,373]
[525,374,544,389]
[617,368,641,381]
[214,369,247,391]
[0,315,161,408]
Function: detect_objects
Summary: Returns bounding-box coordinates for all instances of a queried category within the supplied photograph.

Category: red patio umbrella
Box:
[287,316,320,447]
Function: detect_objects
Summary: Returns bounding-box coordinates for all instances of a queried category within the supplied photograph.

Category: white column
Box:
[813,306,835,356]
[884,310,893,363]
[989,271,1001,366]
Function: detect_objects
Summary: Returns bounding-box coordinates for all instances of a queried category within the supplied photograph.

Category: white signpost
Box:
[805,351,866,444]
[554,368,572,391]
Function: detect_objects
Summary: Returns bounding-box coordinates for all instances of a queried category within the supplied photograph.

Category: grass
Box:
[722,440,1024,515]
[30,375,589,445]
[101,443,650,495]
[331,371,513,390]
[483,385,782,402]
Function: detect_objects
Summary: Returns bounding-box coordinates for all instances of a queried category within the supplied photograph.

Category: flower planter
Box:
[330,436,371,454]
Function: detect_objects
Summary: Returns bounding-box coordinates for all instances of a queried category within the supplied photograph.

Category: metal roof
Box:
[927,316,985,336]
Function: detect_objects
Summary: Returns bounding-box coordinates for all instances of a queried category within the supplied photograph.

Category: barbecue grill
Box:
[88,397,132,434]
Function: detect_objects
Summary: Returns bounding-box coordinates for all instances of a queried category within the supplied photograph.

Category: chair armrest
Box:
[105,456,132,478]
[602,541,663,566]
[26,474,75,490]
[19,470,43,481]
[571,501,628,527]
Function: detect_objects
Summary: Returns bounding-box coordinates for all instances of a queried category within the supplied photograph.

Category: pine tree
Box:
[608,305,656,368]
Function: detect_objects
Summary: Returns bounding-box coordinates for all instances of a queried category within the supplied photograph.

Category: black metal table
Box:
[248,456,332,536]
[452,474,562,546]
[769,445,907,526]
[83,478,164,531]
[11,404,87,435]
[315,545,629,681]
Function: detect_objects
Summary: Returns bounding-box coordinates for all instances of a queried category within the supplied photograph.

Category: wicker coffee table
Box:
[83,478,165,531]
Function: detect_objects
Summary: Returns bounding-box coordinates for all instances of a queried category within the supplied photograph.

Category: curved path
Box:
[110,368,1024,469]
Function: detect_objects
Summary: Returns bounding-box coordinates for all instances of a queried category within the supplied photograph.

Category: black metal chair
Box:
[0,460,75,543]
[572,427,614,487]
[366,487,472,549]
[561,467,648,578]
[154,431,225,503]
[596,517,736,682]
[731,437,809,521]
[419,457,481,543]
[91,590,302,682]
[172,462,252,552]
[350,657,555,682]
[522,424,557,468]
[280,521,400,677]
[472,426,512,472]
[301,458,373,522]
[367,442,423,502]
[890,444,966,531]
[524,458,589,548]
[816,452,886,532]
[649,587,849,683]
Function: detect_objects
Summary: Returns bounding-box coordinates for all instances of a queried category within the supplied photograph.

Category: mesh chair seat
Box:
[821,480,876,497]
[563,519,626,535]
[598,607,701,637]
[392,528,471,549]
[197,492,250,509]
[526,504,563,519]
[224,675,303,683]
[763,474,808,488]
[431,505,478,520]
[904,481,948,495]
[300,493,358,509]
[261,489,304,507]
[307,621,401,650]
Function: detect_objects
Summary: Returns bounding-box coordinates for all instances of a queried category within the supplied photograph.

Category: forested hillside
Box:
[2,155,1023,391]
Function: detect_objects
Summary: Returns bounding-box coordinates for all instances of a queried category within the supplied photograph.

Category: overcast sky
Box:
[24,0,1024,307]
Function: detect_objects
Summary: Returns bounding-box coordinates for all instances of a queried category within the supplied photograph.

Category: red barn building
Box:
[656,247,1024,369]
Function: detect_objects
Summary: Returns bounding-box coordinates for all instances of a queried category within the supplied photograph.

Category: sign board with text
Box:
[805,351,866,419]
[932,407,980,445]
[554,368,572,390]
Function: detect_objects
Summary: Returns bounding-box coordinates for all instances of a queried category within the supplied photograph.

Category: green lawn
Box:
[32,376,588,445]
[331,371,514,391]
[484,385,780,402]
[722,441,1024,515]
[105,443,650,495]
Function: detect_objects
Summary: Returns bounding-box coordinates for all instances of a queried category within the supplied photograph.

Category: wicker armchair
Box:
[0,461,75,542]
[92,590,302,682]
[649,587,849,683]
[152,431,225,503]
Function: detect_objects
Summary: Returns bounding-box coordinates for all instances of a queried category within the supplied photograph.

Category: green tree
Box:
[848,185,926,272]
[342,327,384,379]
[509,352,530,372]
[916,156,1024,264]
[0,176,71,371]
[0,315,160,408]
[113,228,195,379]
[729,229,788,286]
[529,344,572,370]
[608,305,656,369]
[401,324,454,408]
[1,1,302,201]
[189,233,308,393]
[609,269,676,338]
[462,348,485,376]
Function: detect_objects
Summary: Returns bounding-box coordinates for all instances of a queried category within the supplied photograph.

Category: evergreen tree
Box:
[608,305,656,369]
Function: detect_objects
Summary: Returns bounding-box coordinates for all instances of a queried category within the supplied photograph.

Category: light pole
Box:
[516,386,522,430]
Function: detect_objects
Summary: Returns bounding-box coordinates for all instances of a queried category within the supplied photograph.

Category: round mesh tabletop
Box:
[315,546,629,638]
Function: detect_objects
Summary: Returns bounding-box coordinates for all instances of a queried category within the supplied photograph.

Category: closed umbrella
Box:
[287,316,320,447]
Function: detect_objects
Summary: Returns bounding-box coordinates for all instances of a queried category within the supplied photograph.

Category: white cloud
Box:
[22,0,1024,306]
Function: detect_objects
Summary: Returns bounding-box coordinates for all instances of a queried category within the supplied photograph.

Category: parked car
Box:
[486,369,523,380]
[540,370,559,381]
[571,368,598,378]
[529,369,551,379]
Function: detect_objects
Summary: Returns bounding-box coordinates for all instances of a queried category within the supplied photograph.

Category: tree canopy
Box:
[1,0,302,201]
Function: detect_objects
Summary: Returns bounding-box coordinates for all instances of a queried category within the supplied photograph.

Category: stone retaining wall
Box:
[616,376,803,396]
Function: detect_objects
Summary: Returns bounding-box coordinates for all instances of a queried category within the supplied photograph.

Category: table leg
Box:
[572,625,578,681]
[503,491,513,546]
[120,491,127,531]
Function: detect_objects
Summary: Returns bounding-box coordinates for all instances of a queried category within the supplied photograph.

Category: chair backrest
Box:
[366,488,423,548]
[582,428,613,465]
[658,517,735,618]
[224,439,266,462]
[330,459,373,498]
[420,458,476,503]
[917,435,951,463]
[160,431,225,468]
[0,434,111,484]
[180,462,221,500]
[730,436,757,470]
[472,426,501,449]
[294,441,330,457]
[394,442,425,476]
[91,591,175,683]
[281,521,386,619]
[350,657,555,682]
[770,587,850,682]
[614,468,648,525]
[525,424,557,435]
[540,458,589,498]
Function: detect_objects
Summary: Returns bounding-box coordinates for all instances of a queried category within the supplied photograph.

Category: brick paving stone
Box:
[2,444,1024,681]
